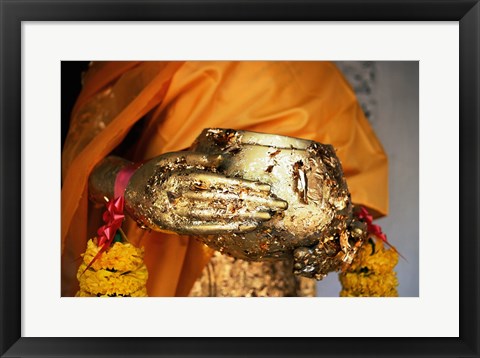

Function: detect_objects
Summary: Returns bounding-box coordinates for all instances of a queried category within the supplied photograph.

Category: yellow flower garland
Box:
[76,239,148,297]
[339,239,399,297]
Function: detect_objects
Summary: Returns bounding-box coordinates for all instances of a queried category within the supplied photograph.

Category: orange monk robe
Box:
[61,61,388,297]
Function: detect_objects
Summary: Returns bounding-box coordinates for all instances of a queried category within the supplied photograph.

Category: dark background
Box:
[61,61,89,149]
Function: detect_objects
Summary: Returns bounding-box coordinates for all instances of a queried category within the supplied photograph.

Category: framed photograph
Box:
[1,1,479,357]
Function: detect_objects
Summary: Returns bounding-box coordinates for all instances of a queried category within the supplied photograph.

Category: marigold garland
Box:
[339,239,399,297]
[76,239,148,297]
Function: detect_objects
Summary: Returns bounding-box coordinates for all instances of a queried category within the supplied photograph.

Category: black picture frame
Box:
[1,1,479,357]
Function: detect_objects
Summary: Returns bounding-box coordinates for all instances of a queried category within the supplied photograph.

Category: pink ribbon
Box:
[114,163,141,199]
[82,196,126,274]
[82,161,144,274]
[356,206,406,260]
[356,207,387,242]
[97,162,141,247]
[97,196,125,247]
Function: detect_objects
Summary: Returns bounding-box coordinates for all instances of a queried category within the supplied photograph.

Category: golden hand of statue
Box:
[90,152,288,235]
[88,129,367,280]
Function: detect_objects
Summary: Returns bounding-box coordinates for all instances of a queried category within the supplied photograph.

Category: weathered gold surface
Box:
[124,151,287,234]
[189,251,316,297]
[89,129,367,280]
[191,129,351,257]
[190,129,367,279]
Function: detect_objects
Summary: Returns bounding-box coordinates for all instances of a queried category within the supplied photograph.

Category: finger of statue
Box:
[175,206,272,222]
[182,190,288,211]
[250,196,288,210]
[190,172,272,192]
[182,222,258,235]
[154,151,223,169]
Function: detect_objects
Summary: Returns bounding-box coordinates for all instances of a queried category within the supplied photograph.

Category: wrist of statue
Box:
[89,156,139,205]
